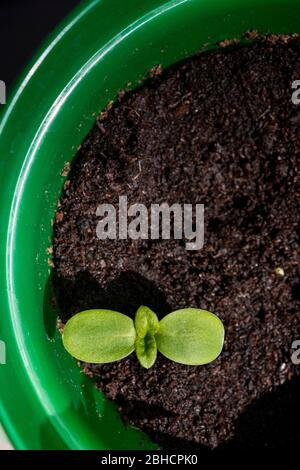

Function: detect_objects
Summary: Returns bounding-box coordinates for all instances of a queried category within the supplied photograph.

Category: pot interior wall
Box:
[1,0,300,450]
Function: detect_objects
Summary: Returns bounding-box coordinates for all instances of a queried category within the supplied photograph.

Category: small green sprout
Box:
[134,306,159,368]
[62,306,224,369]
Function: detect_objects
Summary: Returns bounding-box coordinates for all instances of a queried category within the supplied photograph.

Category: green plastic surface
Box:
[1,0,300,450]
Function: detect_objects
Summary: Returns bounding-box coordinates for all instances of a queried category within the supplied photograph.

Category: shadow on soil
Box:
[137,376,300,451]
[44,270,300,450]
[219,375,300,450]
[53,269,170,322]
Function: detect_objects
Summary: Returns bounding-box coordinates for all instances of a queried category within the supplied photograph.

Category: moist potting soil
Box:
[53,35,300,449]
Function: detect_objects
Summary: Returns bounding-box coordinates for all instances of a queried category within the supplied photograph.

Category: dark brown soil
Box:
[53,36,300,450]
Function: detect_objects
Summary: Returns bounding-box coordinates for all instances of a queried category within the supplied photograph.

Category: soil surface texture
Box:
[53,36,300,449]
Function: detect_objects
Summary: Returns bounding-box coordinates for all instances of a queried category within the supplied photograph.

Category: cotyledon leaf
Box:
[135,333,157,369]
[62,309,136,363]
[135,305,159,338]
[134,306,159,368]
[156,308,224,366]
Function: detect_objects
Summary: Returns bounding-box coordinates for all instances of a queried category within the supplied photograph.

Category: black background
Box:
[0,0,81,90]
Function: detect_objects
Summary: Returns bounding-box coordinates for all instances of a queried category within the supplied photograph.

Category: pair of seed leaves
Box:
[62,306,224,369]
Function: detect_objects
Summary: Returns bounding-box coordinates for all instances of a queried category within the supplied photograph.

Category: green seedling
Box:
[62,306,224,369]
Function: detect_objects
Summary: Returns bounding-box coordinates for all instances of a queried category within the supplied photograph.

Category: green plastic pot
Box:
[0,0,300,451]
